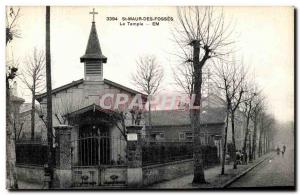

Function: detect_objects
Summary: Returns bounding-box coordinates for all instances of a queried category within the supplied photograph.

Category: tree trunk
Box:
[46,6,54,188]
[264,132,267,154]
[6,80,18,189]
[258,129,262,157]
[266,133,268,153]
[267,135,270,152]
[191,41,206,184]
[231,112,237,169]
[258,119,264,157]
[248,133,252,162]
[252,116,257,160]
[221,108,229,175]
[31,89,35,140]
[148,98,151,127]
[242,112,250,162]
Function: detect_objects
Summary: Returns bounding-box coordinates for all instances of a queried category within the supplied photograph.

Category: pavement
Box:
[228,148,295,189]
[147,152,275,189]
[16,180,46,190]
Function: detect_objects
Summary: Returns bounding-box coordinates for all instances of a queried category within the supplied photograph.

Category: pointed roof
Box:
[66,104,113,118]
[80,22,107,63]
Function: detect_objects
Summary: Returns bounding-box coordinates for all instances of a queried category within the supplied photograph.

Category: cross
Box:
[89,8,98,22]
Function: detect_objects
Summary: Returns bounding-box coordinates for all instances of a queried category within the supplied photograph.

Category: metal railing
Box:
[141,139,220,166]
[70,136,127,167]
[16,140,49,166]
[142,140,193,166]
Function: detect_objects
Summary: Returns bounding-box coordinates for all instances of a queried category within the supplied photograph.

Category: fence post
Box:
[126,125,143,188]
[53,125,73,188]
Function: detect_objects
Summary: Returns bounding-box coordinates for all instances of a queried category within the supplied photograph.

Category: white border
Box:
[0,0,298,195]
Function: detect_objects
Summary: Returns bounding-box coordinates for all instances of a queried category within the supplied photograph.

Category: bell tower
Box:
[80,8,107,81]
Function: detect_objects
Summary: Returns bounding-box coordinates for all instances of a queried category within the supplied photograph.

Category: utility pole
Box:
[45,5,54,188]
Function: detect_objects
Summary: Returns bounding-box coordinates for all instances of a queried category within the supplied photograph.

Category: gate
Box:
[70,135,128,187]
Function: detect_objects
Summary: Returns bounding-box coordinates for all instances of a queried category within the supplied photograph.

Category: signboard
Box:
[127,133,138,141]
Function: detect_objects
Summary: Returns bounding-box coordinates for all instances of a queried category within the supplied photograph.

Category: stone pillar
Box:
[126,126,143,188]
[71,125,79,166]
[53,125,73,189]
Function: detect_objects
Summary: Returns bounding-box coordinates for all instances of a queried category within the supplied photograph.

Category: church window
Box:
[179,132,185,140]
[185,132,193,141]
[179,131,193,141]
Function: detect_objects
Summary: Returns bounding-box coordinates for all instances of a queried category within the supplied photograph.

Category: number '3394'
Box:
[106,17,118,21]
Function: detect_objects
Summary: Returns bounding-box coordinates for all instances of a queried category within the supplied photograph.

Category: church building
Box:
[35,10,146,186]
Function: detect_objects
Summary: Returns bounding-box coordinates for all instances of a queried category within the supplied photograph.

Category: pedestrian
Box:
[243,151,248,164]
[276,146,280,155]
[225,153,230,165]
[240,151,244,165]
[283,145,286,153]
[236,150,241,165]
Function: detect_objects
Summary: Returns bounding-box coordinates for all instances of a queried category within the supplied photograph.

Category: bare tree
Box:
[6,7,21,45]
[250,95,264,160]
[21,48,46,140]
[240,84,259,163]
[173,62,193,96]
[227,63,247,169]
[213,59,246,172]
[131,55,164,127]
[173,6,233,184]
[173,60,215,98]
[258,111,275,157]
[6,7,21,189]
[263,114,275,153]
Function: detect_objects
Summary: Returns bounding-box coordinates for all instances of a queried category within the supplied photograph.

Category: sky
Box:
[6,6,294,122]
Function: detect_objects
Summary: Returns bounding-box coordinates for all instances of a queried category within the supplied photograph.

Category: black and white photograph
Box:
[5,5,295,190]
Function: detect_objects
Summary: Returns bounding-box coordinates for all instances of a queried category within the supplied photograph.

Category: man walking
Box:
[282,145,286,157]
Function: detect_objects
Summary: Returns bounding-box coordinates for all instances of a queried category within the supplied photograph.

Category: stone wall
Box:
[72,167,99,187]
[102,167,127,185]
[16,165,44,185]
[71,166,127,187]
[142,159,193,186]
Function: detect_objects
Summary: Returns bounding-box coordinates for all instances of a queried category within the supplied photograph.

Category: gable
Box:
[35,78,147,102]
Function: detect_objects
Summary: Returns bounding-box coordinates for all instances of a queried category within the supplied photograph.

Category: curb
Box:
[221,154,272,188]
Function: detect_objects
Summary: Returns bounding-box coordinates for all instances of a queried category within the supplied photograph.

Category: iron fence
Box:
[70,135,127,167]
[16,139,49,166]
[141,139,220,166]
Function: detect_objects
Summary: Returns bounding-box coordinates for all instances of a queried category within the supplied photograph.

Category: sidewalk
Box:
[147,152,274,189]
[17,180,45,190]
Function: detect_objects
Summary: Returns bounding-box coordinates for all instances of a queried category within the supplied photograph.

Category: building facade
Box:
[32,17,146,186]
[145,106,227,161]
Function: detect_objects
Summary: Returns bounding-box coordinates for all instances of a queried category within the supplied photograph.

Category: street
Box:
[228,148,295,188]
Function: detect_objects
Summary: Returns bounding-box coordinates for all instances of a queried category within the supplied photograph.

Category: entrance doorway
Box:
[78,124,110,166]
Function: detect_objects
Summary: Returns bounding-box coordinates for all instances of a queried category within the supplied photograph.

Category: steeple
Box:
[81,8,107,81]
